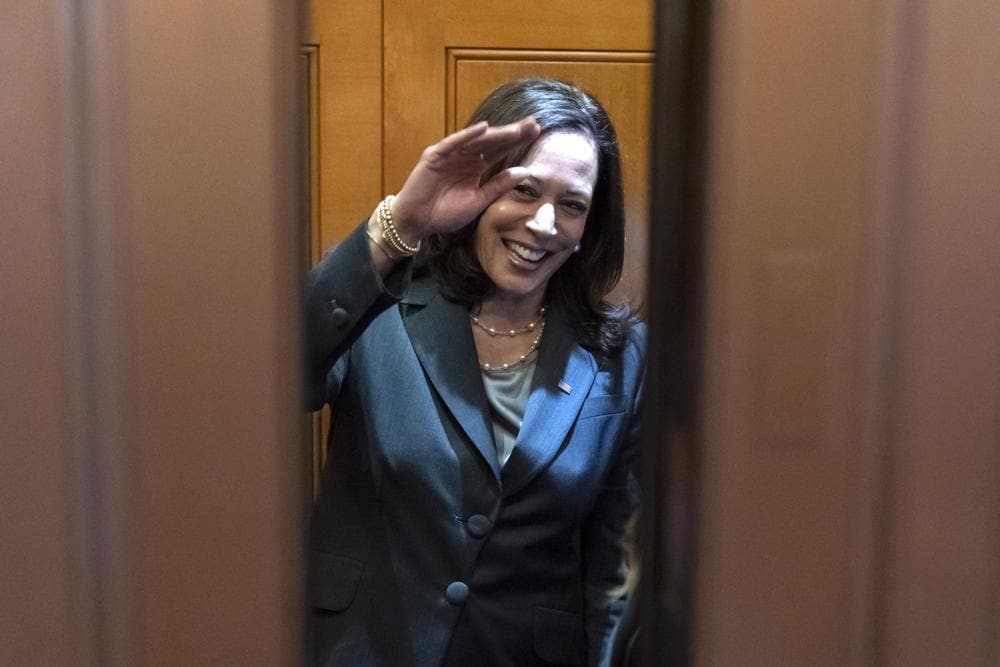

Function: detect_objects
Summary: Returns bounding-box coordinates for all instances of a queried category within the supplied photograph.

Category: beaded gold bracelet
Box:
[378,195,420,256]
[365,205,405,262]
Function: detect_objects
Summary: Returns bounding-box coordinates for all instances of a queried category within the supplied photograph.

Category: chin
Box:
[489,277,546,302]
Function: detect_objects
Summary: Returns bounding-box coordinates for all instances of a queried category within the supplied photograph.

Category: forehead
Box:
[521,131,599,190]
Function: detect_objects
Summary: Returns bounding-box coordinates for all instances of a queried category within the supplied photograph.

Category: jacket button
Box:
[330,307,349,328]
[445,581,469,606]
[466,514,492,538]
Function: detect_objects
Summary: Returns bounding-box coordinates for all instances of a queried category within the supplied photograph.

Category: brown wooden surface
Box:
[383,1,654,307]
[384,0,653,196]
[304,0,383,247]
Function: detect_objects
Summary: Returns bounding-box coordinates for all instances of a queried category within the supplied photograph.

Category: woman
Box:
[305,78,645,666]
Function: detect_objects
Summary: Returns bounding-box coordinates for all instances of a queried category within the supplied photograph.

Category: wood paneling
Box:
[300,42,329,497]
[304,0,382,246]
[384,0,652,197]
[302,44,321,266]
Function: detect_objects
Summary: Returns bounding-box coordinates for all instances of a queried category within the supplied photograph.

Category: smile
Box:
[504,240,548,263]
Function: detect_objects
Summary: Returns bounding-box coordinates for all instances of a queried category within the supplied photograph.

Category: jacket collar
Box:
[402,278,501,481]
[401,276,598,492]
[502,302,597,496]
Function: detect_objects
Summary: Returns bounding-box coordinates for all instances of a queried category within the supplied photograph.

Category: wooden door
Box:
[305,1,653,487]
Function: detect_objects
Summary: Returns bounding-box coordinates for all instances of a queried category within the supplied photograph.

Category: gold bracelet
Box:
[366,229,399,262]
[378,195,420,256]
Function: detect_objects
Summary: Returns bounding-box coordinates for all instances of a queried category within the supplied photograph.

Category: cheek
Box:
[472,217,503,267]
[547,248,576,275]
[564,217,586,246]
[471,227,487,264]
[475,203,505,239]
[483,198,516,222]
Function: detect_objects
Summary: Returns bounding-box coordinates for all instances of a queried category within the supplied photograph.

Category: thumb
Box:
[480,166,529,205]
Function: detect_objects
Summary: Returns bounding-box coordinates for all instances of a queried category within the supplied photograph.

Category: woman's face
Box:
[473,130,599,308]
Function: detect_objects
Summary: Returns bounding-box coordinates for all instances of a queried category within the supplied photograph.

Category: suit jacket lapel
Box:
[502,306,598,496]
[402,280,501,482]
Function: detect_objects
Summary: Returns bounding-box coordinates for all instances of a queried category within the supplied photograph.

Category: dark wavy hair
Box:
[421,77,635,360]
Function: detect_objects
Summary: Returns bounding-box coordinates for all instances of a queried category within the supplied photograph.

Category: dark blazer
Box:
[305,222,644,666]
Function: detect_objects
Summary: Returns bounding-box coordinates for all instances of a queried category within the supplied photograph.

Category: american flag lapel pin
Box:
[557,380,572,395]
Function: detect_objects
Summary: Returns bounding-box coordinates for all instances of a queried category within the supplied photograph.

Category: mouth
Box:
[503,239,548,264]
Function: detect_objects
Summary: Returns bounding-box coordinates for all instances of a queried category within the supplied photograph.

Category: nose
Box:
[525,203,557,236]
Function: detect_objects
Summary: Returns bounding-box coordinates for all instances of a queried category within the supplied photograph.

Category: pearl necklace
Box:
[470,306,545,337]
[479,320,545,372]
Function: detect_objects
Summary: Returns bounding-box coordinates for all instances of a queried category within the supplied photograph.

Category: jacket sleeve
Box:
[303,219,414,411]
[580,325,645,666]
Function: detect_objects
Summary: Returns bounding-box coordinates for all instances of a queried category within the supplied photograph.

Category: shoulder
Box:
[399,270,443,306]
[625,320,647,358]
[613,319,646,373]
[585,319,645,399]
[609,320,646,404]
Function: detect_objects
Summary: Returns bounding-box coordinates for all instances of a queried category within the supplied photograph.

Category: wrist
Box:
[378,195,421,256]
[366,211,404,262]
[387,195,423,249]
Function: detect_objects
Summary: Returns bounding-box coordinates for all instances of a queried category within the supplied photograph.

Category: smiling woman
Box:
[304,78,645,666]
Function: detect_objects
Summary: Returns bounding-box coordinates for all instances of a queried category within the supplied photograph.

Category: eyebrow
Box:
[519,175,594,198]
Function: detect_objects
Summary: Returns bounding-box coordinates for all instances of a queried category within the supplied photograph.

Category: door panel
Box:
[304,0,382,250]
[384,0,653,190]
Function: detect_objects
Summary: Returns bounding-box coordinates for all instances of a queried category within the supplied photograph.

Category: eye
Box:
[512,183,539,199]
[561,200,589,216]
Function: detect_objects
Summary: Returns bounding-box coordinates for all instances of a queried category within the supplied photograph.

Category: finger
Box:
[465,119,541,163]
[433,121,489,155]
[465,118,539,152]
[506,117,541,144]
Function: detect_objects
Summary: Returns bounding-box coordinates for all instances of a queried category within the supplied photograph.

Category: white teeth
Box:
[507,240,546,262]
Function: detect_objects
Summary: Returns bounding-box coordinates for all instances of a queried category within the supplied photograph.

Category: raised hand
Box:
[389,118,541,245]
